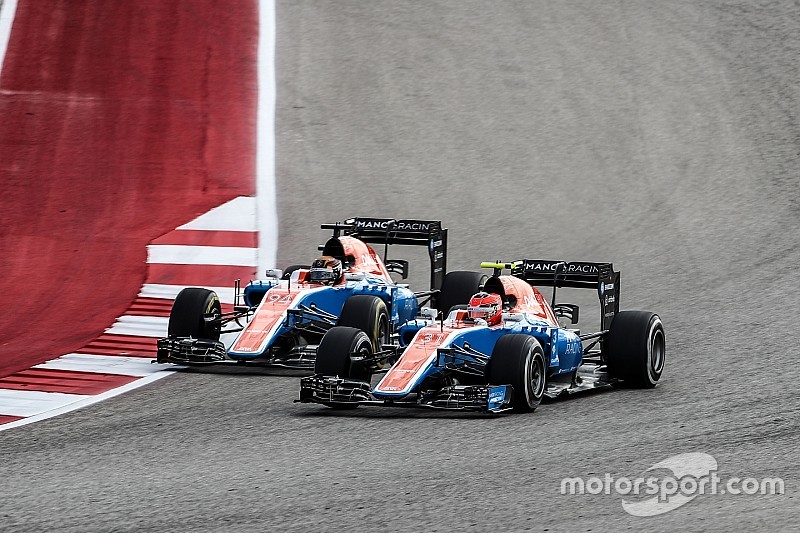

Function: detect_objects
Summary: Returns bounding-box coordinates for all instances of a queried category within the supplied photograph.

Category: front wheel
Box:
[315,327,373,409]
[487,334,546,412]
[604,311,665,388]
[168,288,221,341]
[337,295,389,352]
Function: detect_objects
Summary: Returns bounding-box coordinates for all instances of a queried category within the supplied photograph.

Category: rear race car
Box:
[298,259,664,412]
[156,218,486,370]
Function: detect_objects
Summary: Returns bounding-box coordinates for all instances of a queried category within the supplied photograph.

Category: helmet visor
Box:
[467,303,498,320]
[309,267,337,282]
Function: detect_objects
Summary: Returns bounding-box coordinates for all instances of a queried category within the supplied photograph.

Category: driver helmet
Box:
[467,292,503,326]
[309,256,342,285]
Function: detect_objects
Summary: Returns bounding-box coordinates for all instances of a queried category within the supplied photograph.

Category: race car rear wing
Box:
[511,259,620,330]
[320,217,447,295]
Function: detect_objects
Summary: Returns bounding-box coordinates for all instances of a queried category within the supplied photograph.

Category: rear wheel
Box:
[168,288,221,341]
[338,295,389,352]
[487,334,546,412]
[437,271,487,315]
[604,311,665,388]
[315,327,373,409]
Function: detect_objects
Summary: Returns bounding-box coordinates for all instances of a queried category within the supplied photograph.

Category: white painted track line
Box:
[0,389,91,417]
[0,372,175,431]
[257,0,278,275]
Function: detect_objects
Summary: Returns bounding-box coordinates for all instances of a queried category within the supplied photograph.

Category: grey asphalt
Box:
[2,1,799,531]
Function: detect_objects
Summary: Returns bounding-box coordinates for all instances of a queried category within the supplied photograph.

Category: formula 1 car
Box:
[298,259,665,413]
[156,218,486,369]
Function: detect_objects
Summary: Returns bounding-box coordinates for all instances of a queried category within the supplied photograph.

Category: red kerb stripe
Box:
[0,369,140,395]
[81,334,159,358]
[152,230,257,248]
[146,264,257,287]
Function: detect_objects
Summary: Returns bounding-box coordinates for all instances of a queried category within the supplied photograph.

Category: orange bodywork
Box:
[231,287,310,354]
[375,327,453,394]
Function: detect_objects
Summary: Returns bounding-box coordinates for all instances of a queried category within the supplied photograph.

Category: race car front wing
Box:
[156,337,228,364]
[297,375,513,413]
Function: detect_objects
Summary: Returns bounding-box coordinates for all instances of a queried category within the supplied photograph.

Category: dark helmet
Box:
[467,292,503,326]
[309,256,343,286]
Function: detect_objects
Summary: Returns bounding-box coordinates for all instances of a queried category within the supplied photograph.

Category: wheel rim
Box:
[650,326,665,376]
[527,351,546,404]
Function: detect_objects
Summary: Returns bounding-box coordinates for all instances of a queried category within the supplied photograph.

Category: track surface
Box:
[2,1,799,531]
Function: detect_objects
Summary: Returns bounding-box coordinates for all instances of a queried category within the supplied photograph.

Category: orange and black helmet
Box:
[309,256,343,285]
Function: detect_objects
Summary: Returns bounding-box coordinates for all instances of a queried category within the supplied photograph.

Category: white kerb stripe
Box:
[34,354,176,376]
[147,245,257,266]
[139,284,237,304]
[106,315,168,337]
[177,196,256,232]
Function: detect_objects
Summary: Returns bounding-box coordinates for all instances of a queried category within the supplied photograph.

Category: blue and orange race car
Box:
[299,260,665,413]
[156,218,485,369]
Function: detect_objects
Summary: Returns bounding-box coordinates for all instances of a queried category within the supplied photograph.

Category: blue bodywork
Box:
[229,274,419,360]
[376,312,583,400]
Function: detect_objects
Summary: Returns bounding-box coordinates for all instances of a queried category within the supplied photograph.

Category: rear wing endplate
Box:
[511,259,620,330]
[320,218,447,295]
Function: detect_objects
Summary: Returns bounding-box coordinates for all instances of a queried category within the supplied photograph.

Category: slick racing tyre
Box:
[437,271,488,316]
[487,334,546,413]
[315,327,373,409]
[168,288,222,341]
[338,295,389,352]
[604,311,665,388]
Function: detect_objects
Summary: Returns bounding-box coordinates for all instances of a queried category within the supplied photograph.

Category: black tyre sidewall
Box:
[488,334,546,412]
[337,295,389,352]
[315,326,373,380]
[605,311,665,388]
[168,288,221,341]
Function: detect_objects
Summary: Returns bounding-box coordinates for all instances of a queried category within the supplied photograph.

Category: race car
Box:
[298,259,665,413]
[156,218,486,369]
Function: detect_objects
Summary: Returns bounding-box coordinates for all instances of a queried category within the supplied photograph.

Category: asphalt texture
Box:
[2,1,799,531]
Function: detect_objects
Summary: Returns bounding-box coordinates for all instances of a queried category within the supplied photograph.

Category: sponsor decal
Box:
[523,261,601,274]
[354,219,432,232]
